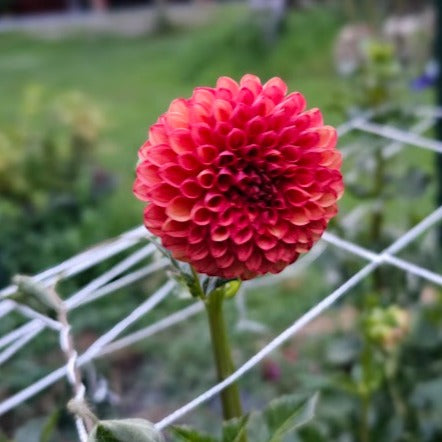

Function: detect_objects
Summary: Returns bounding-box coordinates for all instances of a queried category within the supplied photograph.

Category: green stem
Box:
[360,393,370,442]
[359,344,372,442]
[205,289,245,423]
[384,353,407,420]
[370,148,385,294]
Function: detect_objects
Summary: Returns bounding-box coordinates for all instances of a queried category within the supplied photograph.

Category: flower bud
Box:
[363,306,410,351]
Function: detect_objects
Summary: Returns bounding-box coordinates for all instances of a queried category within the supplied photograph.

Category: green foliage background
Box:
[1,2,441,442]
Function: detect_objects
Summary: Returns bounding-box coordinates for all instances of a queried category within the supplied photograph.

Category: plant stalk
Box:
[360,393,370,442]
[205,289,245,423]
[370,148,385,293]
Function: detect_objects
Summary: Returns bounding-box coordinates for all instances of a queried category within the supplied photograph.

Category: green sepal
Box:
[209,279,241,300]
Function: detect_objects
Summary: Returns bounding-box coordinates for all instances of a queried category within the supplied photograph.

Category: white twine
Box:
[0,321,42,350]
[66,243,156,309]
[79,280,175,363]
[413,105,442,119]
[154,206,442,430]
[0,281,175,416]
[354,120,442,154]
[0,327,42,365]
[58,318,89,442]
[1,209,441,418]
[0,226,148,299]
[8,301,62,331]
[322,232,442,286]
[0,245,163,365]
[0,300,15,319]
[336,108,377,137]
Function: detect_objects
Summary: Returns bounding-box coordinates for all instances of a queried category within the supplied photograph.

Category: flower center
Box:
[228,164,282,208]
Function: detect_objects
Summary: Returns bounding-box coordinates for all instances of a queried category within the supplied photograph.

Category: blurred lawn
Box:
[0,3,346,246]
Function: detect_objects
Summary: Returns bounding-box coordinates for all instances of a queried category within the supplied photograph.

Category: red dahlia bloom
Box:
[134,75,343,280]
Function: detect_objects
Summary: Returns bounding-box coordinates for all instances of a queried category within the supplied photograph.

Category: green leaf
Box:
[12,274,60,311]
[265,393,319,442]
[40,409,60,442]
[222,415,249,442]
[246,412,270,442]
[88,419,165,442]
[170,426,217,442]
[95,426,120,442]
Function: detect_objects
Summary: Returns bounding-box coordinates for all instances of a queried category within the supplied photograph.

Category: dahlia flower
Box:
[134,75,343,280]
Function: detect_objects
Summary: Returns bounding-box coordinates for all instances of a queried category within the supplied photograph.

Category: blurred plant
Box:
[363,305,410,351]
[356,40,402,109]
[0,86,115,286]
[171,393,318,442]
[319,17,440,440]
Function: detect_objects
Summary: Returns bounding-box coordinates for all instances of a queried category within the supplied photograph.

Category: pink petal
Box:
[180,179,203,199]
[149,123,168,145]
[256,234,278,251]
[191,122,213,145]
[216,76,240,96]
[246,251,263,272]
[149,183,178,206]
[178,152,202,171]
[236,242,253,261]
[285,187,310,206]
[166,196,194,221]
[216,253,235,269]
[147,144,177,166]
[143,204,167,228]
[133,179,150,201]
[169,129,195,154]
[192,87,216,109]
[211,225,229,242]
[197,169,216,189]
[240,74,262,96]
[191,203,213,225]
[163,219,190,237]
[159,163,189,187]
[210,241,228,258]
[231,227,253,245]
[213,99,233,122]
[165,111,189,129]
[187,242,209,260]
[226,128,246,150]
[197,144,218,165]
[136,161,161,186]
[204,193,226,211]
[168,98,190,116]
[286,207,310,226]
